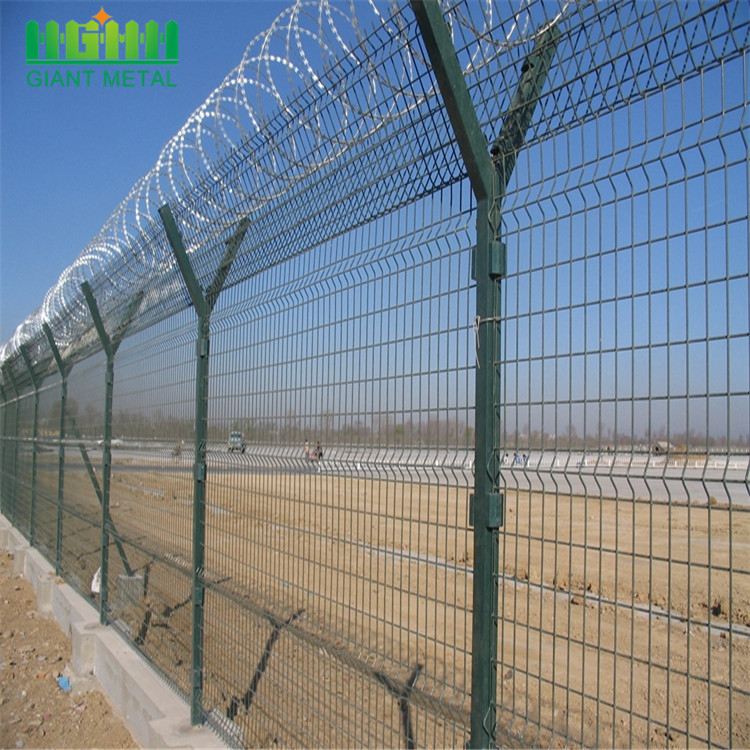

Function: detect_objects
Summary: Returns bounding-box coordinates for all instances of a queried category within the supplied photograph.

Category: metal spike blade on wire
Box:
[0,0,517,371]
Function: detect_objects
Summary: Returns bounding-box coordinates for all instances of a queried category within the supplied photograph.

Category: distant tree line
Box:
[36,402,749,452]
[506,426,749,452]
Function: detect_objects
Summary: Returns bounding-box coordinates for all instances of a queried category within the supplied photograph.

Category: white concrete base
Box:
[0,514,227,749]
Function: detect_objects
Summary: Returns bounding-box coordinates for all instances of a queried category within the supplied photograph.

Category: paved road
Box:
[81,442,750,507]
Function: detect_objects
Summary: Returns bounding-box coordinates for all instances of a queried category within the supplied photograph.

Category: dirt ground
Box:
[20,453,750,748]
[0,550,138,750]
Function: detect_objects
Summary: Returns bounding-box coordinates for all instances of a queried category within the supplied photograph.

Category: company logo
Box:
[26,6,178,65]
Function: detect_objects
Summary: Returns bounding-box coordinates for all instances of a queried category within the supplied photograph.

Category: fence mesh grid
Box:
[485,1,749,745]
[32,376,63,561]
[1,0,748,747]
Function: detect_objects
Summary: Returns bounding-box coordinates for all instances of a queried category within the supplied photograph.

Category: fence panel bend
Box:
[1,1,748,747]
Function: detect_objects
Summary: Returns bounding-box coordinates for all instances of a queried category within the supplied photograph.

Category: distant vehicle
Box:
[228,431,246,453]
[97,438,123,447]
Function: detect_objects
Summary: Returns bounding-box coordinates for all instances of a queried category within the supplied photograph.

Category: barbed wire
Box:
[3,0,531,371]
[3,0,741,379]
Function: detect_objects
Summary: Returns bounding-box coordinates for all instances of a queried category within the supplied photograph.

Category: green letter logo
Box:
[26,7,178,64]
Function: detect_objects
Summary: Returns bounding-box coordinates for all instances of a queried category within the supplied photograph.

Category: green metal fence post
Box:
[20,345,40,547]
[2,364,21,528]
[411,2,559,745]
[159,203,209,726]
[158,203,248,726]
[43,323,68,576]
[409,7,499,739]
[81,281,116,626]
[0,381,7,518]
[53,287,139,614]
[2,369,13,525]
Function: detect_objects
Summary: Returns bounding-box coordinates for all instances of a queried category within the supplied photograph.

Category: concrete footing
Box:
[0,515,227,749]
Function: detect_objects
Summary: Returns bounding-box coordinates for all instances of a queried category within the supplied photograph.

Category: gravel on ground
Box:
[0,550,138,749]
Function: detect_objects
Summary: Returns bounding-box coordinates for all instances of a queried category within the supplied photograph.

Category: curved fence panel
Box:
[1,0,748,747]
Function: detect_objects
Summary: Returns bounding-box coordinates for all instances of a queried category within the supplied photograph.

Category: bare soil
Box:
[23,453,750,747]
[0,550,138,750]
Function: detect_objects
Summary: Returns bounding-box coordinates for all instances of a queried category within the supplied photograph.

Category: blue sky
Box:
[0,0,301,346]
[1,0,747,447]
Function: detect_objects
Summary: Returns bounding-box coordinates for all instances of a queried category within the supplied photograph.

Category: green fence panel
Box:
[1,2,747,748]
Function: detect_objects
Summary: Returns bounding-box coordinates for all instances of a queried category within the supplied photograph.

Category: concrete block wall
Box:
[0,514,228,749]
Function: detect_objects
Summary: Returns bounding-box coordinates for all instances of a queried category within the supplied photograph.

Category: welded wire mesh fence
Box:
[1,0,748,747]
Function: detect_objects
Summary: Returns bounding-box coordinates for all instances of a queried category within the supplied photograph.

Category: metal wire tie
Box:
[473,315,502,368]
